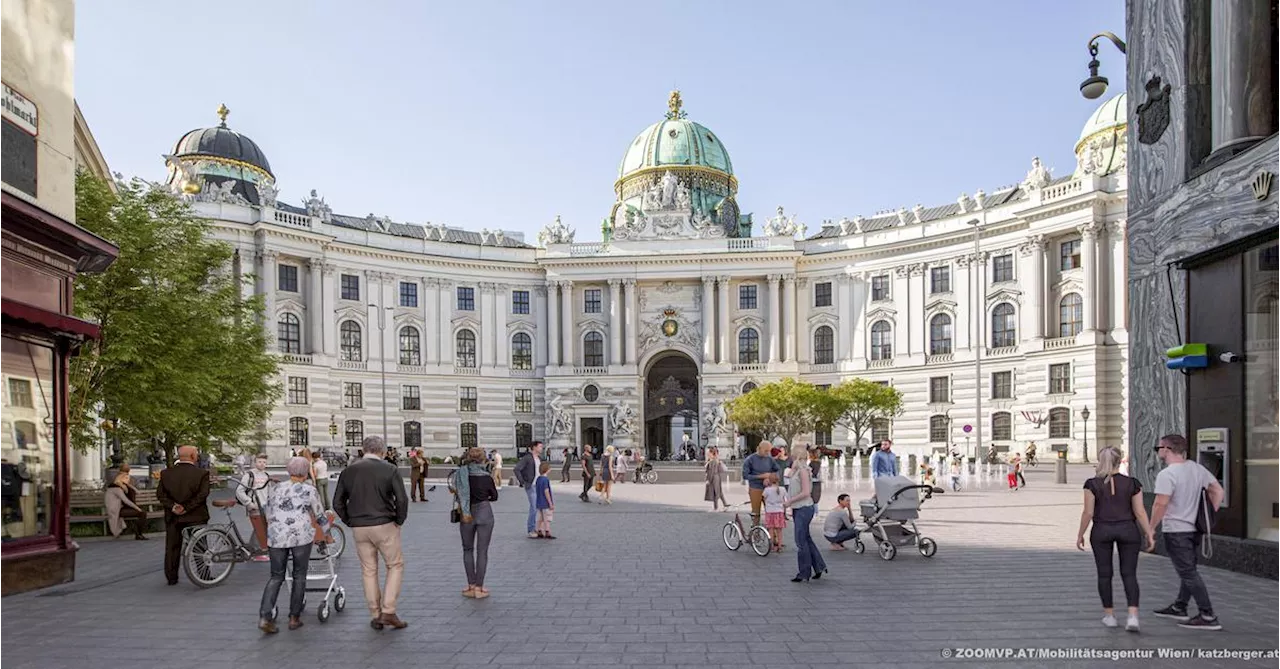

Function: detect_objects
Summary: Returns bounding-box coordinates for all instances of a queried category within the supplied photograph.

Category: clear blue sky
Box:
[76,1,1126,242]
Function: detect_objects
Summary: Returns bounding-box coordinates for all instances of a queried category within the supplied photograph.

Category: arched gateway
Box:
[642,351,699,460]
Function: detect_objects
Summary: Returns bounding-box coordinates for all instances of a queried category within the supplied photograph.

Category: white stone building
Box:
[159,93,1129,463]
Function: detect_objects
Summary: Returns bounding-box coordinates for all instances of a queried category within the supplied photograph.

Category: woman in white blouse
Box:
[258,457,329,634]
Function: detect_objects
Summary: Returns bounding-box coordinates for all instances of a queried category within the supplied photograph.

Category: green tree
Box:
[70,172,280,464]
[725,378,826,446]
[827,378,905,452]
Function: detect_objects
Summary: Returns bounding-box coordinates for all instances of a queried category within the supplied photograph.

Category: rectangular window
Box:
[514,388,533,414]
[1,338,54,537]
[460,422,478,449]
[278,264,298,292]
[399,281,418,308]
[929,416,949,443]
[990,371,1013,399]
[343,382,363,409]
[584,288,602,313]
[1060,239,1082,271]
[7,378,32,408]
[929,376,950,404]
[457,286,475,311]
[930,266,950,294]
[871,275,890,301]
[402,385,420,410]
[814,282,832,307]
[345,420,364,449]
[340,274,360,301]
[403,422,422,449]
[1049,363,1072,394]
[512,289,530,315]
[871,418,890,445]
[815,427,832,447]
[287,376,308,405]
[459,386,478,412]
[991,413,1012,441]
[992,254,1014,283]
[739,284,758,310]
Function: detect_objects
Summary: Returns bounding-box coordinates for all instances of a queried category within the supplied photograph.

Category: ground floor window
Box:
[871,419,890,446]
[1,336,58,542]
[344,420,364,449]
[403,421,422,450]
[1244,238,1278,541]
[289,417,309,447]
[515,423,533,450]
[460,422,478,449]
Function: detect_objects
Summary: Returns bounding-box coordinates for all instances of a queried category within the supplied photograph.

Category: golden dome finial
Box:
[216,103,230,127]
[666,90,686,120]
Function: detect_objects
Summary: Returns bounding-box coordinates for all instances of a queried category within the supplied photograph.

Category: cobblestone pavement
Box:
[3,466,1276,669]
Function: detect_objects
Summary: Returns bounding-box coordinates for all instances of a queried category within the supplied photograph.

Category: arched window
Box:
[929,415,948,443]
[398,326,421,365]
[278,313,301,354]
[929,313,952,355]
[813,326,834,364]
[455,329,477,368]
[339,321,362,361]
[583,331,604,367]
[460,422,478,449]
[991,412,1012,441]
[738,328,760,364]
[741,381,758,394]
[870,321,892,360]
[991,303,1017,348]
[289,417,309,447]
[13,420,37,449]
[403,421,422,449]
[514,422,533,450]
[1059,293,1083,338]
[344,420,364,449]
[1048,407,1071,438]
[511,332,533,370]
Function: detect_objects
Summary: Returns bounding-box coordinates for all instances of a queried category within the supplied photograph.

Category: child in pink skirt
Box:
[762,473,787,551]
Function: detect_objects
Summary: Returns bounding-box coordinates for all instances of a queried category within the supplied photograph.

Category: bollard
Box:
[1056,450,1068,484]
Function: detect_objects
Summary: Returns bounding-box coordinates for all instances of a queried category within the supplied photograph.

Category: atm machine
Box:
[1195,427,1229,508]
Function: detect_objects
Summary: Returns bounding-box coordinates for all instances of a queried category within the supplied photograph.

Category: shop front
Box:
[1,192,117,595]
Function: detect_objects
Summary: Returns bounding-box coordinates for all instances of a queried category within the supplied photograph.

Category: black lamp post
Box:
[1080,32,1127,99]
[1081,406,1091,463]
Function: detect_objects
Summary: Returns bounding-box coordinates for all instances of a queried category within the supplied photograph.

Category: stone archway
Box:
[643,351,699,461]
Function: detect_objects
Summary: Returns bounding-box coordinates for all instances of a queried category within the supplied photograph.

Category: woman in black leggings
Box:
[1076,446,1155,632]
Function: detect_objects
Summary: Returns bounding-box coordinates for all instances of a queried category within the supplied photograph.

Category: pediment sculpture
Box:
[1022,157,1053,190]
[763,206,805,237]
[537,215,575,246]
[255,180,279,207]
[302,189,333,221]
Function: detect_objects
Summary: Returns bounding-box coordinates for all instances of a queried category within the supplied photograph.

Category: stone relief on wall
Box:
[702,400,729,436]
[1135,75,1171,146]
[195,179,250,205]
[609,400,639,435]
[547,393,572,437]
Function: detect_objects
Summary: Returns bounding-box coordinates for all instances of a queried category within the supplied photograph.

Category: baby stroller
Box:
[858,475,938,561]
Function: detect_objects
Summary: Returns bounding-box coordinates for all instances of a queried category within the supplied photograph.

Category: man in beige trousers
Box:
[333,435,410,630]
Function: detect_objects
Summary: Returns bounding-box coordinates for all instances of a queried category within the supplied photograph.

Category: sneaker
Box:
[1153,604,1190,621]
[527,531,539,539]
[1125,616,1140,633]
[1101,615,1118,628]
[1178,614,1222,631]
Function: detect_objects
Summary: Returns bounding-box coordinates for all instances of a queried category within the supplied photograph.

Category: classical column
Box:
[423,278,439,364]
[782,275,797,362]
[623,278,638,365]
[716,276,730,364]
[907,264,925,355]
[1211,0,1277,154]
[795,278,810,362]
[1019,235,1045,339]
[260,251,278,328]
[321,264,337,357]
[547,282,561,366]
[1080,223,1099,332]
[1109,221,1127,331]
[701,276,716,363]
[836,274,852,361]
[892,266,910,358]
[766,275,781,363]
[382,274,396,361]
[607,279,622,365]
[307,259,324,354]
[479,283,496,367]
[496,285,509,368]
[561,280,575,367]
[848,273,867,361]
[953,257,971,350]
[535,285,549,368]
[439,279,454,366]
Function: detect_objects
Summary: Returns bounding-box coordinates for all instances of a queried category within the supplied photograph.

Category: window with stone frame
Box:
[514,423,533,450]
[399,326,421,365]
[1048,407,1070,438]
[340,321,362,361]
[991,412,1012,441]
[343,382,363,409]
[929,313,952,355]
[460,422,478,449]
[738,328,760,364]
[1059,293,1083,337]
[403,421,422,450]
[459,386,478,412]
[402,385,420,410]
[814,282,832,307]
[870,320,892,360]
[813,326,834,364]
[815,426,832,447]
[514,388,533,414]
[929,415,948,442]
[871,418,890,445]
[278,313,302,354]
[1049,363,1072,394]
[278,264,299,292]
[456,286,475,311]
[930,266,951,294]
[399,281,418,308]
[1060,239,1082,271]
[344,420,364,449]
[455,329,477,367]
[6,379,31,408]
[929,376,950,403]
[583,331,605,367]
[584,289,602,314]
[739,284,758,310]
[289,417,309,447]
[871,275,890,301]
[340,274,360,301]
[511,332,533,370]
[991,303,1017,348]
[990,371,1013,399]
[512,289,530,315]
[287,376,308,405]
[992,254,1015,283]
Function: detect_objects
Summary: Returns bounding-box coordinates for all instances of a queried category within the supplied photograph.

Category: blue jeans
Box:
[259,544,311,619]
[525,485,538,534]
[1164,531,1213,616]
[824,526,860,546]
[792,505,826,578]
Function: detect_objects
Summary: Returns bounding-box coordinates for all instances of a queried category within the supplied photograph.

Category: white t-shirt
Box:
[313,459,328,480]
[1154,461,1216,533]
[763,486,785,513]
[494,453,504,468]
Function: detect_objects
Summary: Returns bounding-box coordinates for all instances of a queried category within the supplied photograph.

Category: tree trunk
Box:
[162,436,175,468]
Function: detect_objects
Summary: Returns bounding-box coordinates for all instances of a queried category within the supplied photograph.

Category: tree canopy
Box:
[826,378,905,449]
[70,172,280,462]
[724,377,904,449]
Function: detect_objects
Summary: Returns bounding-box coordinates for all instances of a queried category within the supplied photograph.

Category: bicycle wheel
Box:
[643,470,658,484]
[313,525,346,560]
[722,522,743,551]
[748,526,772,557]
[183,527,237,588]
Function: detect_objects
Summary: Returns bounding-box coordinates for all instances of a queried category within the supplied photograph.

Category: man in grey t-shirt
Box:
[1149,434,1224,631]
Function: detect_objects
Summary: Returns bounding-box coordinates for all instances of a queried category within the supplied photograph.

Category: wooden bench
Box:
[69,489,164,535]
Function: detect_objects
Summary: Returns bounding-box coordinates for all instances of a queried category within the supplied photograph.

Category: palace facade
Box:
[158,93,1130,464]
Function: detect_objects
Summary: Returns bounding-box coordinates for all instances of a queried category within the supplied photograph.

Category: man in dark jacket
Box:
[579,445,596,502]
[157,445,210,585]
[513,441,543,538]
[334,436,409,630]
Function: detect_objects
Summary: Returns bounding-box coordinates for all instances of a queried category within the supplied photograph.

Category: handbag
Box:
[594,480,604,493]
[450,503,462,524]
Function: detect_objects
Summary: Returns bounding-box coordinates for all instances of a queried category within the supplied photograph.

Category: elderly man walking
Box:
[334,436,410,630]
[157,445,211,586]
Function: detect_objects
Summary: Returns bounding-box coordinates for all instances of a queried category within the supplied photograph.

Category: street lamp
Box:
[967,219,984,464]
[1081,406,1092,463]
[1080,31,1127,99]
[368,303,394,443]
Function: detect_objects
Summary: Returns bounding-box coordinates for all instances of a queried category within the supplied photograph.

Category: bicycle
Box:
[722,511,771,557]
[182,478,347,589]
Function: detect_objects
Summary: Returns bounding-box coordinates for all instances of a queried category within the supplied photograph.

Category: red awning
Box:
[1,298,101,340]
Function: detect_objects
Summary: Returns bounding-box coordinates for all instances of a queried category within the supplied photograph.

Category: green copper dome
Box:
[617,92,733,179]
[1075,92,1126,151]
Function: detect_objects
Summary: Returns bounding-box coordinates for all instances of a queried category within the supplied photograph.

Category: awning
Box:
[1,298,101,341]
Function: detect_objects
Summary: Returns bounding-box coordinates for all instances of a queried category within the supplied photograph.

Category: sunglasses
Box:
[1153,445,1169,452]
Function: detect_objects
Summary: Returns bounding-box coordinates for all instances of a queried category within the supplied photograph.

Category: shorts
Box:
[538,508,554,523]
[764,511,786,529]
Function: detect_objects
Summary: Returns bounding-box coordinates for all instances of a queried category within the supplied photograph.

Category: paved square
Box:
[3,465,1276,669]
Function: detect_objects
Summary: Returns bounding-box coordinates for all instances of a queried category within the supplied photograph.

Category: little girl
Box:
[762,473,787,551]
